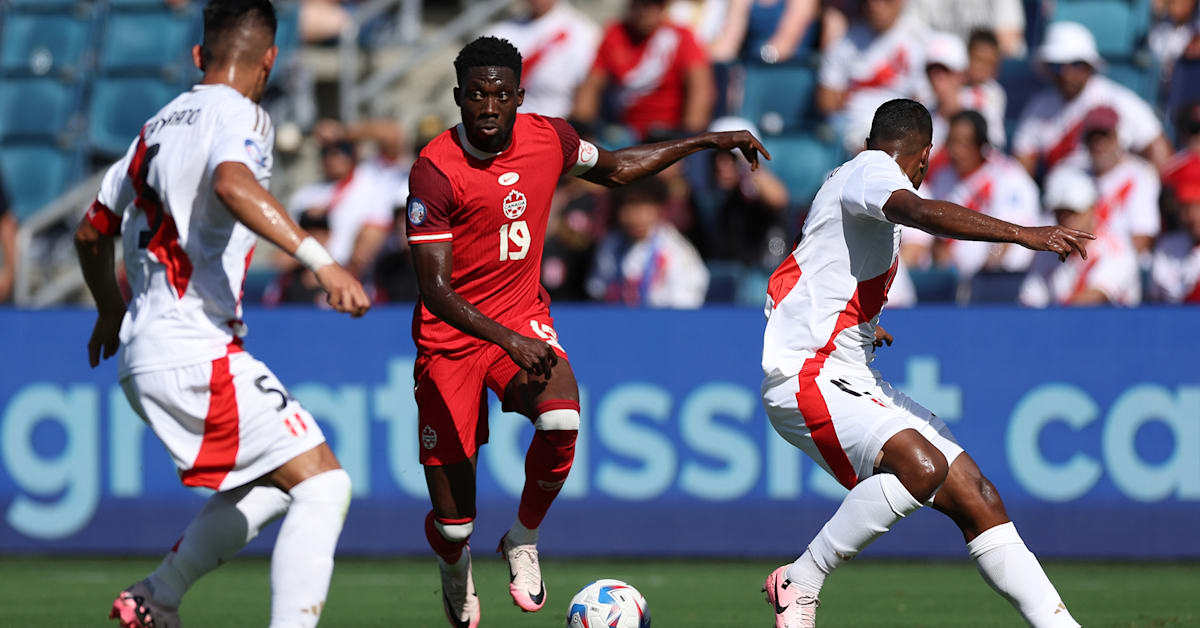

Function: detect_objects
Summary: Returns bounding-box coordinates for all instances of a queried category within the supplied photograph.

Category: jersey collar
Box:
[456,124,508,161]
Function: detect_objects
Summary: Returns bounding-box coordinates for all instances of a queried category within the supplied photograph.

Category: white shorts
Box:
[121,346,326,492]
[762,360,963,491]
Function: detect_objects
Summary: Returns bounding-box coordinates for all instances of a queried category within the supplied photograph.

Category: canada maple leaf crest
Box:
[503,189,527,219]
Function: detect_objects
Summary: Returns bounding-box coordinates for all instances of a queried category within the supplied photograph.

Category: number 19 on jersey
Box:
[499,220,530,261]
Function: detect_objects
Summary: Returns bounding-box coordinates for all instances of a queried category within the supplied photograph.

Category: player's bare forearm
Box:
[412,242,556,375]
[74,219,125,316]
[883,190,1094,262]
[583,130,769,187]
[212,162,306,255]
[412,242,518,347]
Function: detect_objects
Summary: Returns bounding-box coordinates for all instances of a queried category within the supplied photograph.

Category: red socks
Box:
[517,429,577,530]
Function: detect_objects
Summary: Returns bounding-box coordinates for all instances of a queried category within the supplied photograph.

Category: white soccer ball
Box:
[566,579,650,628]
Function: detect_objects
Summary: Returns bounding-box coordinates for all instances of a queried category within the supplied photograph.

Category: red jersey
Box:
[406,113,595,357]
[591,21,708,139]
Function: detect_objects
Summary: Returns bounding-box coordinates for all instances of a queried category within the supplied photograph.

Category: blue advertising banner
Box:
[0,306,1197,558]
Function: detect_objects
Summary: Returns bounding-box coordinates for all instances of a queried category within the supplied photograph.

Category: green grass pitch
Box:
[2,557,1196,627]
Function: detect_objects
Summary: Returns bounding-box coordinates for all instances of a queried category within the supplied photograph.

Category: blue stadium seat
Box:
[909,268,958,303]
[88,77,176,156]
[998,58,1046,122]
[967,271,1026,304]
[739,62,817,133]
[0,142,80,220]
[1107,59,1159,105]
[98,9,199,77]
[0,78,79,141]
[1049,3,1138,58]
[5,0,80,7]
[0,12,94,77]
[760,133,840,205]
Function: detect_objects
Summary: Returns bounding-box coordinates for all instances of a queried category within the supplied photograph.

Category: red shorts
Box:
[414,312,568,465]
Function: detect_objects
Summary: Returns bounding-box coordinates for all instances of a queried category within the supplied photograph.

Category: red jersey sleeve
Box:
[547,117,583,175]
[405,156,456,244]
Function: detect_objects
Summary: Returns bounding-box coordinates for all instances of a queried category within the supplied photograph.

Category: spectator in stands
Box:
[0,177,14,303]
[707,0,819,63]
[1079,106,1162,258]
[542,179,603,301]
[904,0,1026,57]
[287,135,393,279]
[817,0,930,152]
[263,210,332,307]
[1151,156,1200,302]
[667,0,729,46]
[692,117,789,270]
[1149,0,1200,81]
[587,176,709,307]
[1013,22,1173,176]
[486,0,600,119]
[573,0,715,140]
[1019,167,1141,307]
[963,29,1007,145]
[903,110,1039,278]
[921,31,1006,180]
[313,117,410,212]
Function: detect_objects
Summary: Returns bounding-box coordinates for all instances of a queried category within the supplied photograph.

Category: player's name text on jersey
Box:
[143,108,202,137]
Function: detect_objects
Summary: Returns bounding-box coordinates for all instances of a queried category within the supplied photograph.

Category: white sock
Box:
[147,483,292,607]
[968,522,1079,628]
[786,473,923,593]
[507,518,539,546]
[269,469,352,628]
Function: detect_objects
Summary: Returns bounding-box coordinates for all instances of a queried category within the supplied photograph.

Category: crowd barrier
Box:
[1,306,1196,558]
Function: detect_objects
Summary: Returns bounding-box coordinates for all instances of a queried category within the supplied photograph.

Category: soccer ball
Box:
[566,579,650,628]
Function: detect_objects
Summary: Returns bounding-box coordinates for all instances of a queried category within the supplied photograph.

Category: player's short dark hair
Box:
[866,99,933,155]
[949,109,989,149]
[201,0,277,66]
[613,175,669,209]
[454,36,522,86]
[967,28,999,52]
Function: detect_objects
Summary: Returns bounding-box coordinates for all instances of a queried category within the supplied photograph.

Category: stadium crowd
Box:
[6,0,1195,308]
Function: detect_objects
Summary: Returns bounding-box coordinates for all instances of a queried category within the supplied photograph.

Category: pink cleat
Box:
[498,533,546,612]
[764,565,819,628]
[109,581,180,628]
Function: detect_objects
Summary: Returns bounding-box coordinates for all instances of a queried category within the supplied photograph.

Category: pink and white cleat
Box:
[764,565,819,628]
[109,581,181,628]
[498,533,546,612]
[439,547,481,628]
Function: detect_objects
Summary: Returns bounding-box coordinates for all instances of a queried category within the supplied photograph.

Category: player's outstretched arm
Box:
[211,162,370,317]
[411,242,557,377]
[882,189,1094,262]
[580,131,770,187]
[75,217,125,367]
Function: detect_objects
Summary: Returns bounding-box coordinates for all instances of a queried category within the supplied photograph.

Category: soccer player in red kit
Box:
[406,36,768,627]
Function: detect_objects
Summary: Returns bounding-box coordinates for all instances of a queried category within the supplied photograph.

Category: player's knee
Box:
[435,517,474,543]
[903,447,949,502]
[290,468,352,516]
[533,406,580,431]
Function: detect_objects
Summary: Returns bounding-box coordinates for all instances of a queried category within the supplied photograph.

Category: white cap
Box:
[1043,166,1097,212]
[925,32,968,73]
[1037,21,1104,67]
[708,115,760,139]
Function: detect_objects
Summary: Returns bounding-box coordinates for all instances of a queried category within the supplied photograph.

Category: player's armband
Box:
[85,200,121,237]
[567,140,599,176]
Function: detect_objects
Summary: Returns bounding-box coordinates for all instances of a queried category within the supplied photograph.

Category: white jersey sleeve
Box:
[1127,164,1162,238]
[819,38,853,91]
[1114,86,1163,152]
[207,101,274,182]
[97,137,138,212]
[840,154,915,222]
